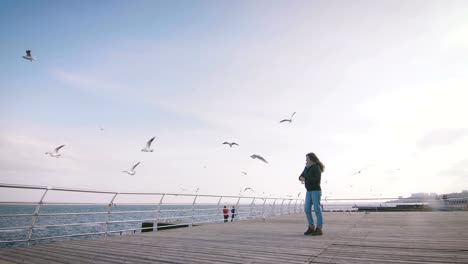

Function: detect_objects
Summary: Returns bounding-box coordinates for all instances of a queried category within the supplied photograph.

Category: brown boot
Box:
[304,226,315,235]
[311,228,323,236]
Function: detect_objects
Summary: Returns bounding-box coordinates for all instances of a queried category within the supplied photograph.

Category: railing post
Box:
[272,199,277,216]
[262,198,267,219]
[280,199,285,215]
[294,199,298,213]
[191,193,198,226]
[287,199,292,215]
[106,192,119,237]
[250,197,256,219]
[234,196,241,221]
[216,196,223,223]
[156,193,166,231]
[27,187,49,246]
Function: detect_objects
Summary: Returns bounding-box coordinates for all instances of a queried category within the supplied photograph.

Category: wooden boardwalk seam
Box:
[0,211,467,263]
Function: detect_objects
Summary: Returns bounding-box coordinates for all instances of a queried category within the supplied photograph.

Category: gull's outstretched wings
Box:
[279,112,296,123]
[251,154,268,163]
[222,142,239,147]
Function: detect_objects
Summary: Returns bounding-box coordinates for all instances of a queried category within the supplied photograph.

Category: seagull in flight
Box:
[352,165,373,176]
[45,145,65,158]
[297,192,301,197]
[142,137,156,152]
[250,154,268,163]
[22,50,35,61]
[241,171,248,175]
[243,187,254,193]
[279,112,296,123]
[122,162,141,176]
[222,142,239,148]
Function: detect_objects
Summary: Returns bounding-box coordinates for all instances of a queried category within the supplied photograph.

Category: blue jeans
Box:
[304,190,323,228]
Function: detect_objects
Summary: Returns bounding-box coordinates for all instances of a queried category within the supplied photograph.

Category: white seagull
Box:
[141,137,156,152]
[122,162,141,176]
[222,142,239,148]
[250,154,268,163]
[241,171,248,175]
[243,187,254,193]
[352,166,371,176]
[279,112,296,123]
[22,50,35,61]
[45,145,65,158]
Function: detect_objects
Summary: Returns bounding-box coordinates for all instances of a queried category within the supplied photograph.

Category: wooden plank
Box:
[0,212,467,264]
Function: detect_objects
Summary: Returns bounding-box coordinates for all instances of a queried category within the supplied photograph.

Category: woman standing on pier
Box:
[298,152,324,236]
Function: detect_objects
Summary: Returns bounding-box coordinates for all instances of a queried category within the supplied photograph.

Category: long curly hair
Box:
[306,152,325,172]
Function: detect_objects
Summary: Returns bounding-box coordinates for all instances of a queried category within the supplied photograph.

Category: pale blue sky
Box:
[1,0,468,201]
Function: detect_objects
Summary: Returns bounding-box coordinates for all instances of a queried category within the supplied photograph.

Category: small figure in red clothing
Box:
[223,206,229,223]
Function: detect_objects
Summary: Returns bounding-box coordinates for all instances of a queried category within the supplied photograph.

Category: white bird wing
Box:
[290,112,296,119]
[232,142,239,146]
[222,142,230,145]
[131,162,141,171]
[279,119,290,123]
[146,137,156,148]
[54,145,65,153]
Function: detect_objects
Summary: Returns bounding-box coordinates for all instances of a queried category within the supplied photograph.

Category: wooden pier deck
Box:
[1,211,467,264]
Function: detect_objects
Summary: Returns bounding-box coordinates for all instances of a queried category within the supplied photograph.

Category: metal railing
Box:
[2,183,445,248]
[0,183,305,247]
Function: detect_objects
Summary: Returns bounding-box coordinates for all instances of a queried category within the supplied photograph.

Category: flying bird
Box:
[297,192,301,197]
[222,142,239,147]
[352,165,373,176]
[241,171,248,175]
[142,137,156,152]
[250,154,268,163]
[243,187,254,193]
[279,112,296,123]
[122,162,141,176]
[45,145,65,158]
[22,50,34,61]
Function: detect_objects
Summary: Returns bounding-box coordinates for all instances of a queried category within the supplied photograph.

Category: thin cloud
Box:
[417,128,468,150]
[438,159,468,178]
